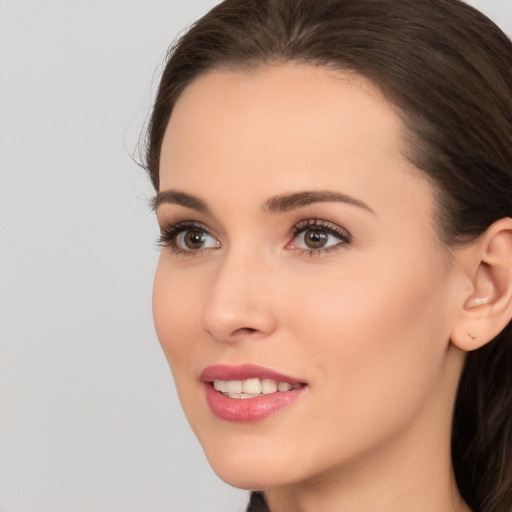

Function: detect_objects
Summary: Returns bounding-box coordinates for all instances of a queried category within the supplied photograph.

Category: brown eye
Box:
[288,220,351,253]
[183,230,207,249]
[175,228,220,252]
[303,229,329,249]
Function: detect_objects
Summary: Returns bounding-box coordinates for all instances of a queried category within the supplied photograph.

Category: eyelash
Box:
[157,219,352,257]
[157,221,215,257]
[287,219,352,255]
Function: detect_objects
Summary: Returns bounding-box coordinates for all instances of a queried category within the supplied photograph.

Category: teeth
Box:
[226,380,243,394]
[242,378,261,394]
[261,379,278,394]
[213,378,301,397]
[227,392,261,399]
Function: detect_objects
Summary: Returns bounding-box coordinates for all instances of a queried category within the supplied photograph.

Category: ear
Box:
[451,217,512,352]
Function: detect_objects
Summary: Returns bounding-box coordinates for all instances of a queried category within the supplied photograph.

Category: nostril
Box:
[201,298,277,341]
[232,327,258,336]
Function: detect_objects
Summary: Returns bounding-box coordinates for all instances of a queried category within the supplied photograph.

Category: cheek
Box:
[284,250,453,419]
[152,259,204,374]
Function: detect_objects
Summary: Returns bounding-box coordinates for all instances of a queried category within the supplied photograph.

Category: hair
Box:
[144,1,512,510]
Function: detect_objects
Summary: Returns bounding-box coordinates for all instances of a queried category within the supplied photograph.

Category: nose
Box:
[201,249,278,343]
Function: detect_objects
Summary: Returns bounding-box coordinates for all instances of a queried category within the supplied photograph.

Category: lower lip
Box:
[204,383,306,422]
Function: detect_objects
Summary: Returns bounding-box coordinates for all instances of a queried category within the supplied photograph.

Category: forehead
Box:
[162,64,406,172]
[164,64,402,161]
[159,63,431,224]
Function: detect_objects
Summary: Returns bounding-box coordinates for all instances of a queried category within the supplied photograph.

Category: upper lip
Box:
[200,363,306,385]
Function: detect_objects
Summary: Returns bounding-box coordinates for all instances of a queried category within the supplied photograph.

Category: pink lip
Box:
[200,363,304,384]
[200,364,307,422]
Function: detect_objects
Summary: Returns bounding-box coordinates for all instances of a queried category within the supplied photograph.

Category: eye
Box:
[158,222,220,254]
[176,229,219,250]
[287,219,351,253]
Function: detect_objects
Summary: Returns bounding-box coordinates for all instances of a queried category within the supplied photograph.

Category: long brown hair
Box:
[144,1,512,510]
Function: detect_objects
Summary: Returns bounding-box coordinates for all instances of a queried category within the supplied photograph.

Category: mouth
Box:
[200,364,308,422]
[212,377,303,399]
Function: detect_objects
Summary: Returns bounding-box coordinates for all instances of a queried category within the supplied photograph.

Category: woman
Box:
[144,1,512,511]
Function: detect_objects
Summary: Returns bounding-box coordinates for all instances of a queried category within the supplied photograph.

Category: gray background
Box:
[1,1,511,511]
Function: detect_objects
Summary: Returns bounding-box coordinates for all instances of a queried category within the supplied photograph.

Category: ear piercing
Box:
[467,332,477,341]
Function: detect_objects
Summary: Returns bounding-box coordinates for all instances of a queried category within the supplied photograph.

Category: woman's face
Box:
[153,64,467,491]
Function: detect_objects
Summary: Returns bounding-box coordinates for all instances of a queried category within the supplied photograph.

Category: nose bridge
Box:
[201,243,276,341]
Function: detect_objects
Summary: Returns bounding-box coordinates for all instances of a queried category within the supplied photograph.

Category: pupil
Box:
[305,229,328,249]
[185,231,205,249]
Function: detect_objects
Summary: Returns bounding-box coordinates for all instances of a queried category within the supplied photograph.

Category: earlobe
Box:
[451,217,512,352]
[464,296,489,308]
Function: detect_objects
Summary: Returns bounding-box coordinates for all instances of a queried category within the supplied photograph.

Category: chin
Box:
[210,460,290,491]
[200,438,301,491]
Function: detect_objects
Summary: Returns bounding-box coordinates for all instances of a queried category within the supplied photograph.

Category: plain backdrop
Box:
[1,1,511,511]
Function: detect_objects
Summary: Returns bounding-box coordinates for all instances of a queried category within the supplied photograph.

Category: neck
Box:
[264,434,470,512]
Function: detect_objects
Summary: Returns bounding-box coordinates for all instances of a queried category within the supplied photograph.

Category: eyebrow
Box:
[152,189,374,215]
[262,190,375,215]
[151,190,209,213]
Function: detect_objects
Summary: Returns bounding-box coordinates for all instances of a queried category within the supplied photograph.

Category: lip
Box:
[200,363,304,384]
[200,364,308,422]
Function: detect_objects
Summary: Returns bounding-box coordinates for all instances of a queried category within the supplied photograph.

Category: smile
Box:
[213,378,303,398]
[200,364,308,421]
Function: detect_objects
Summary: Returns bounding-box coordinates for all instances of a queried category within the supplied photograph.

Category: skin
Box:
[153,64,473,512]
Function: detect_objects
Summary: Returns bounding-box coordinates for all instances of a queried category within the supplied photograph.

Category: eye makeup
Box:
[157,221,220,256]
[157,217,352,258]
[286,219,352,255]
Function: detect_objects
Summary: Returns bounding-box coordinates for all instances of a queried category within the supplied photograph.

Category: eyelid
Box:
[286,219,352,253]
[156,218,352,257]
[157,220,221,255]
